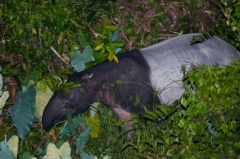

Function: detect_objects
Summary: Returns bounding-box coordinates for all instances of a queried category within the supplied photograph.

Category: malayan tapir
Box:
[42,33,240,138]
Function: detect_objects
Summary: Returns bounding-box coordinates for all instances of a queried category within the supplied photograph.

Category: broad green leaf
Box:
[7,135,19,158]
[90,102,100,118]
[76,126,91,154]
[43,142,71,159]
[60,115,85,139]
[78,150,95,159]
[22,80,35,94]
[85,114,100,138]
[71,45,94,72]
[0,142,15,159]
[10,86,36,139]
[66,111,76,136]
[0,91,9,110]
[34,86,53,121]
[71,50,84,72]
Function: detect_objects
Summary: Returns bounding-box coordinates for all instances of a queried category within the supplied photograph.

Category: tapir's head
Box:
[42,73,94,131]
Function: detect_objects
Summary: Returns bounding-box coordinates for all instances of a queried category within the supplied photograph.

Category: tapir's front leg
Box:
[112,106,135,139]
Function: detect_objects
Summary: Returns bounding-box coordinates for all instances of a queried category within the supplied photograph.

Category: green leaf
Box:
[178,119,185,128]
[21,70,41,87]
[145,111,159,119]
[103,156,112,159]
[0,91,9,110]
[144,114,156,121]
[60,115,85,139]
[0,74,3,91]
[78,150,95,159]
[76,126,92,154]
[0,142,15,159]
[10,86,36,139]
[105,25,117,31]
[85,114,100,138]
[102,18,109,27]
[71,45,94,72]
[180,97,188,108]
[34,86,53,121]
[95,43,104,51]
[36,81,47,92]
[108,54,118,63]
[78,32,90,47]
[66,111,76,136]
[70,43,80,51]
[112,27,120,41]
[108,41,125,48]
[22,152,36,159]
[7,135,19,158]
[43,142,71,159]
[90,102,100,118]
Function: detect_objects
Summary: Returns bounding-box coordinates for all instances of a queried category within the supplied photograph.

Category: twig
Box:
[50,46,69,65]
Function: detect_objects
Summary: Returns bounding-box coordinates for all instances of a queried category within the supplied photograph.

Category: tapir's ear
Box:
[81,73,94,83]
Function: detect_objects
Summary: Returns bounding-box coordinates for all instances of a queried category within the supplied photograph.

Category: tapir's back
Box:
[140,33,240,105]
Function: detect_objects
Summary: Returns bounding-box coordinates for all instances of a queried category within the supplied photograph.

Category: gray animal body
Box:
[42,33,240,138]
[141,33,240,104]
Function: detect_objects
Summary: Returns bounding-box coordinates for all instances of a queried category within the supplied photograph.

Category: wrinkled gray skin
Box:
[42,33,240,138]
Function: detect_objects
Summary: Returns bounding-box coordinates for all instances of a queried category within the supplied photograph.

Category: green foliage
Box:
[0,141,15,159]
[0,0,118,82]
[43,142,71,159]
[6,135,19,158]
[10,86,36,139]
[190,30,215,45]
[0,67,9,111]
[145,104,178,121]
[0,0,240,158]
[71,45,94,72]
[177,0,204,33]
[35,86,53,121]
[215,0,240,48]
[161,61,240,157]
[92,20,124,64]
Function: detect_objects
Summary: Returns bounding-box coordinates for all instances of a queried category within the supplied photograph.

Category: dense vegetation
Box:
[0,0,239,158]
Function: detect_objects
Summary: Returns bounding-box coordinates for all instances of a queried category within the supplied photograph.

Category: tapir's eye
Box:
[64,98,70,104]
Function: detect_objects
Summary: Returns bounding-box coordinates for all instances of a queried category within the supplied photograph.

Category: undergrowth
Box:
[0,0,240,158]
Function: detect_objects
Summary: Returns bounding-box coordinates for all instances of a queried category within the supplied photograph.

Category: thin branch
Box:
[50,46,69,65]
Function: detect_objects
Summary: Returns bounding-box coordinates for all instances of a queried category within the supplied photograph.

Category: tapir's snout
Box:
[42,105,55,131]
[42,97,67,131]
[42,107,67,131]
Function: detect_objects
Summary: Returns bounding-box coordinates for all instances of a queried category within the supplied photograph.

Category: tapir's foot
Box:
[112,106,136,140]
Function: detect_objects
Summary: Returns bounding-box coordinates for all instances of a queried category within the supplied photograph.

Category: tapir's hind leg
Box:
[112,106,135,139]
